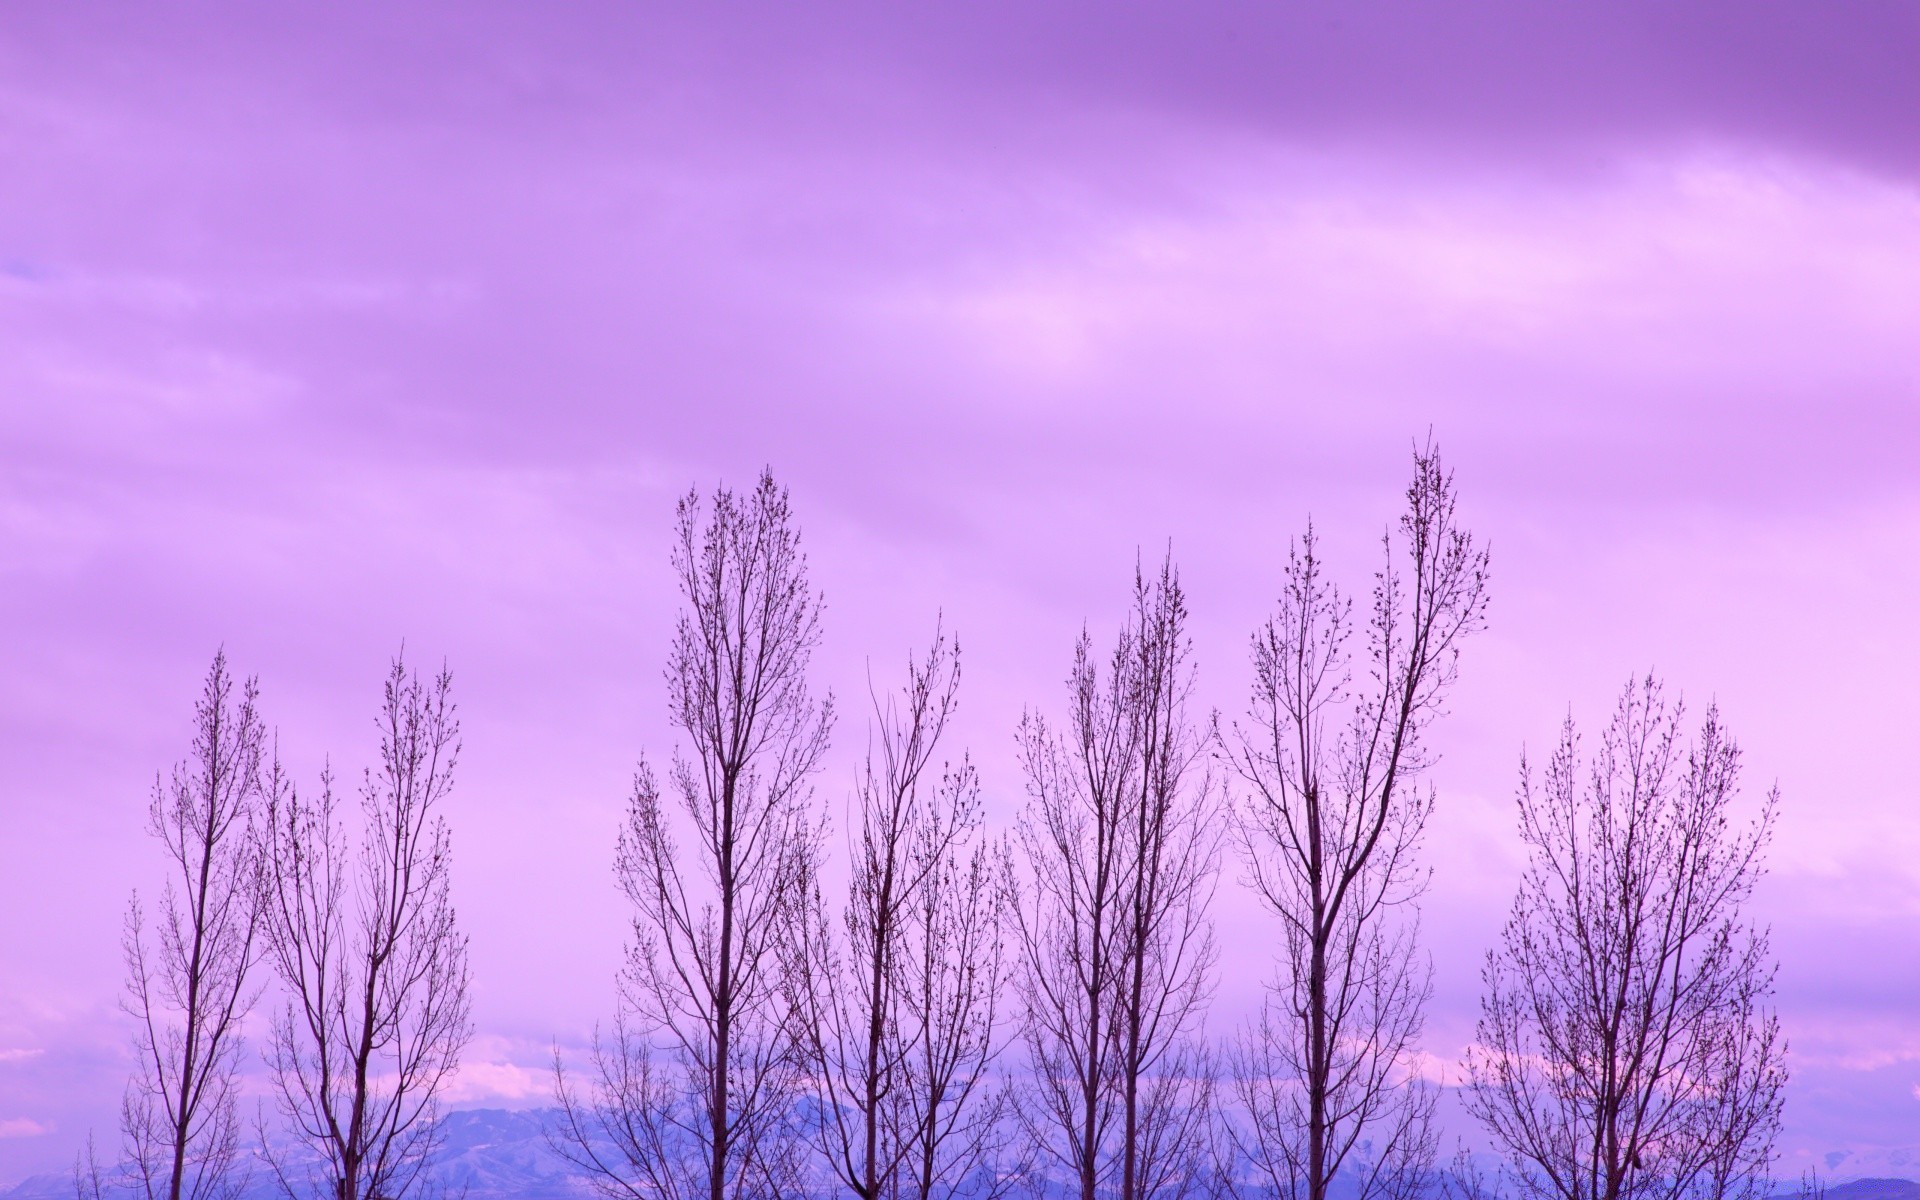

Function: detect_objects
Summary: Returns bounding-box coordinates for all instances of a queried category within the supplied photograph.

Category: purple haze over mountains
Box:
[1,2,1917,1186]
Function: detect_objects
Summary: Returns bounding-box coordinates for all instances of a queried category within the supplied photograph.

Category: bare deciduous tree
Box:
[85,652,268,1200]
[899,789,1022,1200]
[1219,446,1489,1200]
[1013,627,1128,1200]
[790,629,1020,1200]
[258,656,473,1200]
[553,470,830,1200]
[1013,555,1220,1200]
[1112,561,1221,1200]
[1463,677,1785,1200]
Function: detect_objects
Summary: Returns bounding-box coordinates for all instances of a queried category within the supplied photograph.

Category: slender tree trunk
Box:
[168,835,214,1200]
[1078,837,1110,1200]
[862,878,893,1198]
[1307,912,1326,1200]
[713,804,735,1200]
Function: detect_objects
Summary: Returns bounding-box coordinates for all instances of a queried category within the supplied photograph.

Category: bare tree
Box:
[898,791,1023,1200]
[1013,554,1220,1200]
[258,656,473,1200]
[790,629,1020,1200]
[553,470,831,1200]
[83,653,268,1200]
[1112,558,1221,1200]
[1463,678,1785,1200]
[1218,445,1489,1200]
[1011,625,1126,1200]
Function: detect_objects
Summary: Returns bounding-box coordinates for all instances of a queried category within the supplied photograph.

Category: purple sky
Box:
[2,3,1917,1184]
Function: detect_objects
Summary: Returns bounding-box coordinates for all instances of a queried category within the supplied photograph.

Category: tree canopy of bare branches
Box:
[1013,554,1221,1200]
[899,761,1022,1200]
[258,656,472,1200]
[1464,678,1784,1200]
[96,652,268,1200]
[790,629,1020,1200]
[554,470,831,1200]
[1219,445,1489,1200]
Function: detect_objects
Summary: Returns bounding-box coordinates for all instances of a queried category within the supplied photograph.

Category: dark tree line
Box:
[92,451,1786,1200]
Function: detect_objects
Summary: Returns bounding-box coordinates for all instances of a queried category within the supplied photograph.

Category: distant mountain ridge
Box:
[4,1111,1913,1200]
[422,1108,589,1200]
[0,1109,585,1200]
[1822,1181,1920,1200]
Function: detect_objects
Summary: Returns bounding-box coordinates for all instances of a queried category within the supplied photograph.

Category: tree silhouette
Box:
[258,656,472,1200]
[84,652,268,1200]
[1013,554,1221,1200]
[1219,445,1488,1200]
[1464,678,1784,1200]
[554,470,830,1200]
[790,629,1022,1200]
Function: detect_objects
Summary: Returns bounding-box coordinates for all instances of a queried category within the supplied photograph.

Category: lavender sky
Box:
[2,2,1917,1185]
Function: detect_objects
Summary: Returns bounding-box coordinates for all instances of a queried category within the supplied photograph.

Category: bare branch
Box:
[789,628,1026,1200]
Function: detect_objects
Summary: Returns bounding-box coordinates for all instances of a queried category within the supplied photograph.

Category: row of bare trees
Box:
[85,655,473,1200]
[546,458,1781,1200]
[98,449,1785,1200]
